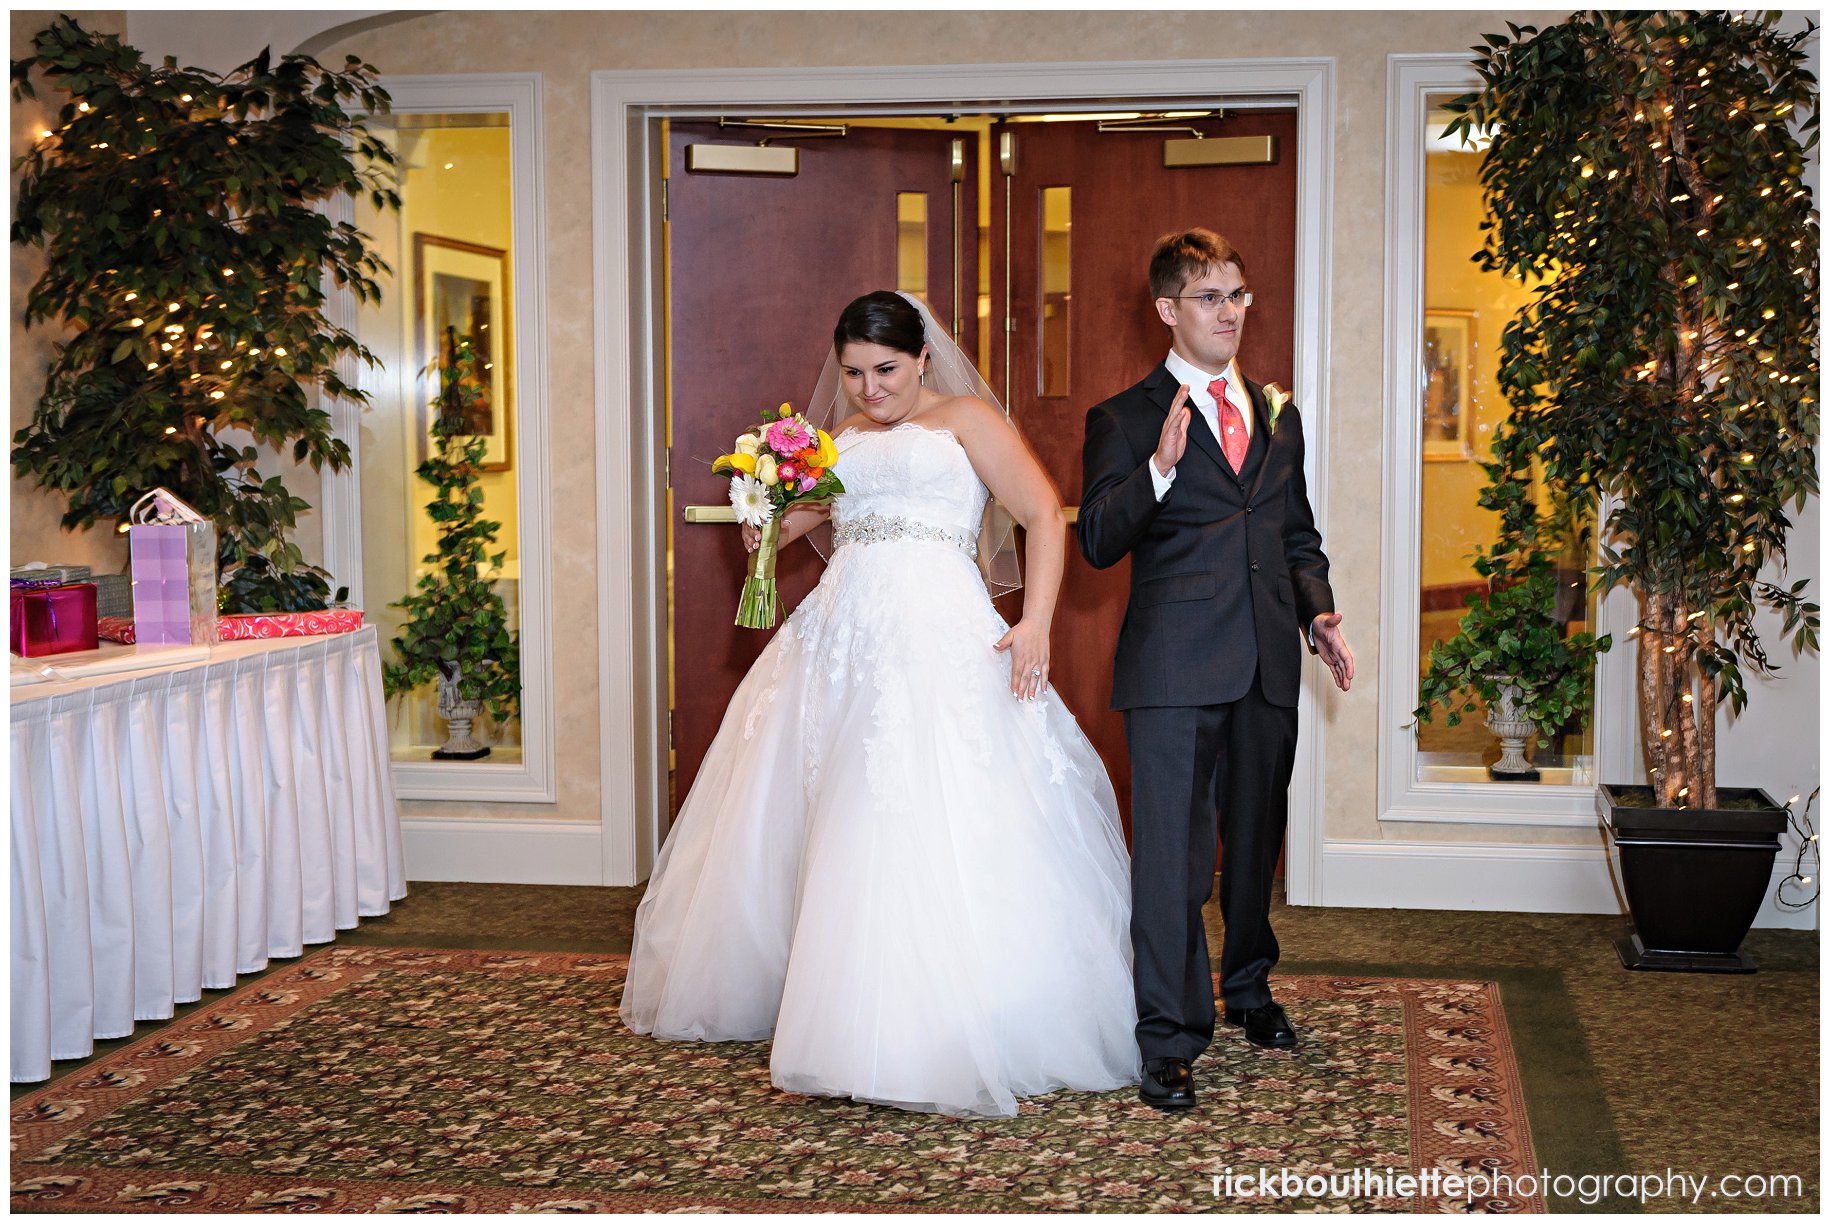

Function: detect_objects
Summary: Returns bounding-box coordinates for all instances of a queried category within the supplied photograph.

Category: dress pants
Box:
[1124,668,1299,1063]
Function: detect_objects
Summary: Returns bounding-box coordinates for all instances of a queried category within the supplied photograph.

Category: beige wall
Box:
[8,9,1578,843]
[10,10,132,577]
[16,11,1814,864]
[303,8,1582,845]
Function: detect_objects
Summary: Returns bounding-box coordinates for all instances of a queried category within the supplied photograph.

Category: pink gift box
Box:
[10,582,100,657]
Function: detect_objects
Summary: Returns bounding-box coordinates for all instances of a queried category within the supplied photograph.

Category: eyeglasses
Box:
[1168,289,1253,311]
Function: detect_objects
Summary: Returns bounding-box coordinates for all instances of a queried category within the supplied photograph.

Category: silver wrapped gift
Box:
[11,563,92,585]
[92,573,133,618]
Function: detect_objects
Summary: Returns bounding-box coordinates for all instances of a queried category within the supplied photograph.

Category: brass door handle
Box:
[682,505,1079,524]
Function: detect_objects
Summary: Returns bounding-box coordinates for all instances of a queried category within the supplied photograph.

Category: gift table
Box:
[9,625,407,1081]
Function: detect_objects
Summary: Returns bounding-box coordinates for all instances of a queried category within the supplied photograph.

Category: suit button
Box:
[1250,561,1261,572]
[1245,507,1254,515]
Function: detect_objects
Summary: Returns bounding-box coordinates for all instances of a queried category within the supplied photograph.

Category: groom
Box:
[1077,228,1353,1112]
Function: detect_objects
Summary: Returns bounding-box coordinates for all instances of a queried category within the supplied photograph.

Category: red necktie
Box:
[1211,376,1247,472]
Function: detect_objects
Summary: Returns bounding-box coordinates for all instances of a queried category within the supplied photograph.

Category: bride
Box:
[620,290,1137,1117]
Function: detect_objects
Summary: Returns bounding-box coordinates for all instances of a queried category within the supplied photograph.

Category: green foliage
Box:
[1445,11,1819,799]
[1416,438,1612,742]
[10,16,400,612]
[383,335,521,725]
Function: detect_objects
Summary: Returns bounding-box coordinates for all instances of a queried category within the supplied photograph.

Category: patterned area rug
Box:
[11,947,1544,1213]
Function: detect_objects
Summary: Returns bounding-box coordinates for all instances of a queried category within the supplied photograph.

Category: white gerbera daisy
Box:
[728,474,774,527]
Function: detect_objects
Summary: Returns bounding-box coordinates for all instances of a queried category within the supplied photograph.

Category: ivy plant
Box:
[10,15,399,611]
[1416,432,1612,748]
[383,333,521,728]
[1446,11,1819,808]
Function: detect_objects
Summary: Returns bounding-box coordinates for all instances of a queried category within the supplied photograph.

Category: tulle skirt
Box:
[621,537,1138,1117]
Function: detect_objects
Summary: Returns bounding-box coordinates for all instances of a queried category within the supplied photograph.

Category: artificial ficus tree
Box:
[10,15,400,611]
[1447,11,1819,808]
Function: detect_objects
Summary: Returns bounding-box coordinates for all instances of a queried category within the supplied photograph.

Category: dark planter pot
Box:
[1600,783,1785,973]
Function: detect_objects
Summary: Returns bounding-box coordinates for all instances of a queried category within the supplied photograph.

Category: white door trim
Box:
[591,59,1338,891]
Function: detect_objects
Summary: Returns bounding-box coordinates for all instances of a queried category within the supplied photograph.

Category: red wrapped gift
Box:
[93,609,363,645]
[10,581,100,657]
[214,609,365,640]
[97,615,136,644]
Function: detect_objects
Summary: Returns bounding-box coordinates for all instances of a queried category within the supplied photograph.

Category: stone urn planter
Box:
[1483,679,1540,782]
[432,660,492,760]
[1601,784,1785,973]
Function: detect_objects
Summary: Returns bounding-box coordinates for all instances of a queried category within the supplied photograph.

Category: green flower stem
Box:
[735,517,780,629]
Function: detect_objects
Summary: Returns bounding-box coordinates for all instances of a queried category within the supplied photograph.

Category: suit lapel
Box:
[1243,378,1276,505]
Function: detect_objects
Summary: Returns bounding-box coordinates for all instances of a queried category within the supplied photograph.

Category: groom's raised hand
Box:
[1152,385,1192,476]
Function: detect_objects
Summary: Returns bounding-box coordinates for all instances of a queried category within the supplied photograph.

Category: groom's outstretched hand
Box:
[1311,612,1354,692]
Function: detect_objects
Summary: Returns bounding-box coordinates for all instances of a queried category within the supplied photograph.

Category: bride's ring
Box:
[1030,668,1042,677]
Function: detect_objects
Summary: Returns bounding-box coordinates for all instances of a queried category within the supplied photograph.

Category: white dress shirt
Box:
[1149,350,1248,500]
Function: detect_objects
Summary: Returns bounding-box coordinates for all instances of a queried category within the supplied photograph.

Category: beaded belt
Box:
[832,513,978,558]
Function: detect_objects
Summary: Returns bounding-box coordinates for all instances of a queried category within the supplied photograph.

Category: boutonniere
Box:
[1264,383,1292,431]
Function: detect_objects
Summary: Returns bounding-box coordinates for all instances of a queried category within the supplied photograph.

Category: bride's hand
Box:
[993,618,1051,701]
[741,523,761,552]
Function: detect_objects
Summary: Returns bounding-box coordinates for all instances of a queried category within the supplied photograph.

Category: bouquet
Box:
[712,402,843,628]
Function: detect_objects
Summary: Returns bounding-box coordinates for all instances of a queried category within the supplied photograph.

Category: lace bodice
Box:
[832,424,988,540]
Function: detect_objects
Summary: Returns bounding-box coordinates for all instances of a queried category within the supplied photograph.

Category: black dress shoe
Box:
[1224,1002,1299,1049]
[1138,1057,1196,1111]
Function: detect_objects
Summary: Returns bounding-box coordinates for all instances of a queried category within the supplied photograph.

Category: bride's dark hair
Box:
[834,291,926,357]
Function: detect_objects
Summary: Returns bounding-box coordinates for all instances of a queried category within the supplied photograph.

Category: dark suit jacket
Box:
[1077,363,1334,711]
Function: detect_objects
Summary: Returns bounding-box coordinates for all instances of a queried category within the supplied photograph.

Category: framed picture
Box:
[1421,309,1476,461]
[415,233,513,472]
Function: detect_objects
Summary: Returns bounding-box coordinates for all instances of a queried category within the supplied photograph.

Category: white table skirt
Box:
[10,625,407,1081]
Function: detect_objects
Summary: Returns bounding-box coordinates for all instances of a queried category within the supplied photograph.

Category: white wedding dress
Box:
[621,422,1138,1117]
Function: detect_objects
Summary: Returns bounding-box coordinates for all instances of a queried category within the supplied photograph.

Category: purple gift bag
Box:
[128,488,219,647]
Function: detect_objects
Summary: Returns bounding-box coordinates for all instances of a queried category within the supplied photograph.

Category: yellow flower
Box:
[755,453,779,486]
[813,429,839,468]
[777,401,794,419]
[733,432,762,456]
[712,451,757,476]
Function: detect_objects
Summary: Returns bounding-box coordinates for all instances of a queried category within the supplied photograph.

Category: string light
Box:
[1777,789,1820,911]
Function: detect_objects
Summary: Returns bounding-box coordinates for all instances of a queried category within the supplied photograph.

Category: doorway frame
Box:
[591,59,1338,898]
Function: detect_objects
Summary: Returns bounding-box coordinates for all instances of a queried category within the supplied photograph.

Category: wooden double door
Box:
[666,110,1300,835]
